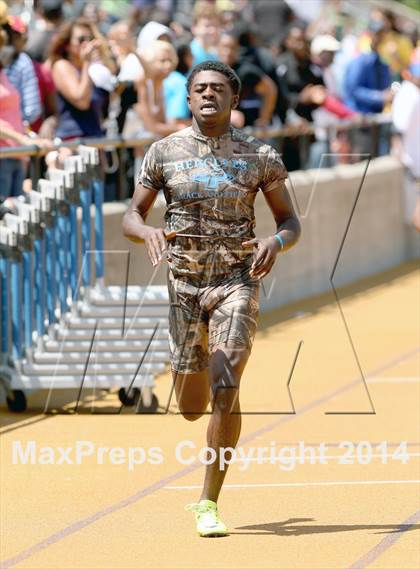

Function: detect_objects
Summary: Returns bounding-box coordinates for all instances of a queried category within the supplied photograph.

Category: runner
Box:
[122,60,301,537]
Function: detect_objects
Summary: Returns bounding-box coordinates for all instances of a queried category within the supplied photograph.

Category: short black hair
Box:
[187,60,241,95]
[174,40,192,76]
[40,0,63,20]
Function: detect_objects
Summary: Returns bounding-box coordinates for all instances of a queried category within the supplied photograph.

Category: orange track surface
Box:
[1,261,419,569]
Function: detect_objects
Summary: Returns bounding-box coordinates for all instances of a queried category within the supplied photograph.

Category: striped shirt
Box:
[4,52,42,125]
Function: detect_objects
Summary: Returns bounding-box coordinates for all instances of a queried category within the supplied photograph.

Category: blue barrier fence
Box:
[0,143,169,414]
[0,146,104,381]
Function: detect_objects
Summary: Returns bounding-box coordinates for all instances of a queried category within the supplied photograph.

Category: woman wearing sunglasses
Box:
[48,17,116,141]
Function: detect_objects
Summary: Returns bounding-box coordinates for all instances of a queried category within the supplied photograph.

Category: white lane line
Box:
[367,377,420,383]
[165,480,420,490]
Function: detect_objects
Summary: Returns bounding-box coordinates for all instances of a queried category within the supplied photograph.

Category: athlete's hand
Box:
[242,236,282,279]
[143,228,177,266]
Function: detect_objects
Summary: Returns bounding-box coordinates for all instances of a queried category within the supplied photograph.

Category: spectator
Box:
[360,8,413,80]
[274,24,326,170]
[216,0,237,33]
[112,21,176,135]
[275,23,325,123]
[190,1,220,65]
[252,0,293,48]
[218,30,277,127]
[108,20,140,133]
[234,22,281,85]
[330,10,359,100]
[30,56,58,137]
[392,59,420,178]
[171,0,195,39]
[82,1,117,36]
[49,18,115,140]
[305,0,351,39]
[129,39,187,182]
[109,20,141,82]
[62,0,85,20]
[0,0,6,24]
[311,35,341,94]
[0,20,51,197]
[22,2,60,137]
[25,0,64,62]
[344,20,392,115]
[163,41,193,123]
[234,21,289,125]
[134,40,187,137]
[286,0,323,25]
[88,56,118,129]
[310,34,355,119]
[1,9,57,137]
[137,20,174,52]
[392,60,420,229]
[413,193,420,233]
[309,34,356,168]
[344,20,393,156]
[3,15,42,127]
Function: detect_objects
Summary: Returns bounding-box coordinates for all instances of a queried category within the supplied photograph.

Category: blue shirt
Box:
[56,87,104,139]
[190,38,218,66]
[163,71,190,120]
[5,52,41,124]
[344,52,391,114]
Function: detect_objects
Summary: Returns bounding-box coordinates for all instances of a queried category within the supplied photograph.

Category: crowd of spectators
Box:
[0,0,419,200]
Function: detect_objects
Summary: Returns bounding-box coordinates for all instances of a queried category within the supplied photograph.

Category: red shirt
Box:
[31,61,56,132]
[0,70,24,147]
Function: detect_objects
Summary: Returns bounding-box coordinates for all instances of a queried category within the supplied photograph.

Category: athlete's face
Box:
[187,70,238,127]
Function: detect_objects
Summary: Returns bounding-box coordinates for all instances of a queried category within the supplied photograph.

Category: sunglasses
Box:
[74,35,93,44]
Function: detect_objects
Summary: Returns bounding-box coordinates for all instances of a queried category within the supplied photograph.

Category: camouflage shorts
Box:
[168,270,260,374]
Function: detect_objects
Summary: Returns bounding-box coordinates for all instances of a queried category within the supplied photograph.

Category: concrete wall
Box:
[100,156,418,312]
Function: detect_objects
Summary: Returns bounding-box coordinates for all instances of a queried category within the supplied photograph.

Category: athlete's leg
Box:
[197,278,260,503]
[168,270,211,420]
[199,343,250,503]
[173,369,210,421]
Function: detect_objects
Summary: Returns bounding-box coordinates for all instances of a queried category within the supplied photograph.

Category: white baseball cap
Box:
[311,35,341,56]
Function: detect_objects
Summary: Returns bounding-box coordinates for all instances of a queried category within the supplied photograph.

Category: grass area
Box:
[396,0,420,12]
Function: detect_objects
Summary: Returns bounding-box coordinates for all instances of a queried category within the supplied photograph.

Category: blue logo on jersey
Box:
[192,170,235,189]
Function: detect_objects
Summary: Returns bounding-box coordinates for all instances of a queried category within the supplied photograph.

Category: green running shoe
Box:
[185,499,228,537]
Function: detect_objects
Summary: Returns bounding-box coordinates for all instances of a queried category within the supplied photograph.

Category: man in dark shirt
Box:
[218,31,277,127]
[275,24,326,170]
[122,61,301,537]
[275,24,325,123]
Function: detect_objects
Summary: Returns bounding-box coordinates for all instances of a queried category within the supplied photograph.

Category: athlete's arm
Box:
[242,180,301,279]
[122,183,176,266]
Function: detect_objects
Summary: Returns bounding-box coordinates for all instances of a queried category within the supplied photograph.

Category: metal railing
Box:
[0,114,393,200]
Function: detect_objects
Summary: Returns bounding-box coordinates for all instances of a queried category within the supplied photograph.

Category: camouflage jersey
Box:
[138,125,288,285]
